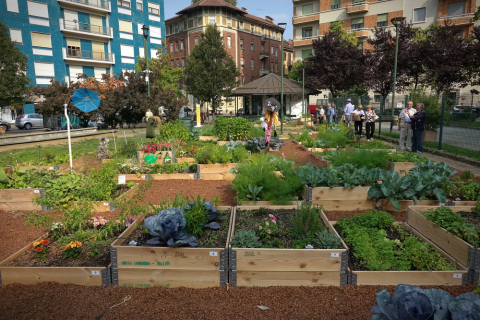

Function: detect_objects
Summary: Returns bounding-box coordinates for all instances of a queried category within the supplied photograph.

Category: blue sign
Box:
[385,98,389,104]
[23,104,35,114]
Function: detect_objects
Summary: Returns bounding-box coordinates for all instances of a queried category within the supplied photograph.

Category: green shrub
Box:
[213,116,253,141]
[195,144,249,164]
[161,120,192,142]
[330,150,390,169]
[313,229,343,249]
[290,203,324,239]
[230,230,262,248]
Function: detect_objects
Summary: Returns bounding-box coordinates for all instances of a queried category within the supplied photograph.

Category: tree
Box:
[304,28,365,98]
[469,26,480,86]
[0,20,30,108]
[184,24,240,116]
[329,21,357,46]
[287,60,303,83]
[191,0,237,5]
[472,6,480,22]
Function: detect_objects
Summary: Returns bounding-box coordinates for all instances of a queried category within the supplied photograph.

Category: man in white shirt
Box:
[398,101,416,151]
[318,106,325,124]
[343,98,354,127]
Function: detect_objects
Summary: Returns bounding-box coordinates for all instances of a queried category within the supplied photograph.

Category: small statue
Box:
[97,136,109,160]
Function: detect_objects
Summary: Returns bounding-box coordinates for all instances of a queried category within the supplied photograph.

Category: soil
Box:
[138,180,237,207]
[458,211,480,228]
[0,282,476,320]
[122,209,231,249]
[268,140,328,169]
[324,210,407,222]
[450,170,480,184]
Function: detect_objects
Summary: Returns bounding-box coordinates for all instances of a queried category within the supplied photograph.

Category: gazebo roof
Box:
[233,73,318,96]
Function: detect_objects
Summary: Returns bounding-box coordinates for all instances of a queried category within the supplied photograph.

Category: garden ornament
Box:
[143,151,163,164]
[97,136,109,161]
[264,97,281,112]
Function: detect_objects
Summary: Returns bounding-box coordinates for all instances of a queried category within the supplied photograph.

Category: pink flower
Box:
[264,218,267,220]
[269,214,273,217]
[258,226,262,230]
[265,221,269,226]
[272,220,277,224]
[267,230,271,234]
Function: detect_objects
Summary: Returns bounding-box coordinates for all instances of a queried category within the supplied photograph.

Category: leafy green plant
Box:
[160,120,192,142]
[195,144,249,164]
[63,241,83,259]
[214,116,253,141]
[329,150,390,170]
[313,229,343,249]
[246,184,263,201]
[290,203,324,239]
[389,151,429,163]
[230,230,262,248]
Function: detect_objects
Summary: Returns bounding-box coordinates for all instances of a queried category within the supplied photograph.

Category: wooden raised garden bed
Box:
[137,151,175,165]
[199,136,219,142]
[110,206,233,288]
[119,173,196,182]
[0,234,110,286]
[230,207,348,287]
[0,188,43,211]
[217,141,247,146]
[174,157,196,164]
[390,162,416,177]
[407,206,480,271]
[197,163,237,181]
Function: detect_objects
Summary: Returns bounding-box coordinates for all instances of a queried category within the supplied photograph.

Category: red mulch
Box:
[270,140,327,169]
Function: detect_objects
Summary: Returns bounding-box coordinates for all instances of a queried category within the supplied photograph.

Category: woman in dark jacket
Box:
[411,103,426,154]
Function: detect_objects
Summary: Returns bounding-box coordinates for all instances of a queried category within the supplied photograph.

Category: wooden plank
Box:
[311,200,441,211]
[237,201,300,206]
[217,141,246,146]
[199,173,236,181]
[310,186,370,201]
[199,136,218,142]
[0,201,40,210]
[320,210,349,250]
[1,234,49,265]
[10,166,58,171]
[0,267,106,286]
[117,269,219,288]
[237,271,341,286]
[198,163,238,174]
[407,207,473,267]
[0,189,40,202]
[236,205,299,210]
[353,270,467,286]
[151,174,196,180]
[410,205,476,213]
[176,157,196,164]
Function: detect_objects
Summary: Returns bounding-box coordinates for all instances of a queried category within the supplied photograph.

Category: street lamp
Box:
[302,53,313,130]
[389,16,405,132]
[278,22,287,134]
[142,24,151,97]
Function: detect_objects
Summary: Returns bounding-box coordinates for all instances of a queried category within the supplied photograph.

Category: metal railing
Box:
[66,49,113,62]
[293,11,320,18]
[60,0,110,10]
[62,20,112,36]
[436,12,475,22]
[260,69,269,76]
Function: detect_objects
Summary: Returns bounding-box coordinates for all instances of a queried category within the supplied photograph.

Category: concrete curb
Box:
[0,128,117,146]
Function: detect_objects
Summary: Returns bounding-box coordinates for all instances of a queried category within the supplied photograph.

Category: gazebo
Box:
[231,73,319,117]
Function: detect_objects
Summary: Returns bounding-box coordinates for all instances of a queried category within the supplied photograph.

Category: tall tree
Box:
[469,26,480,86]
[305,29,365,98]
[0,20,30,108]
[191,0,237,5]
[329,21,357,46]
[287,60,303,83]
[184,24,240,116]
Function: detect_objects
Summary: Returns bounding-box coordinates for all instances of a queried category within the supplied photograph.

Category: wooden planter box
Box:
[101,159,132,164]
[327,220,469,286]
[118,173,196,182]
[197,163,238,180]
[390,162,416,176]
[9,165,59,172]
[230,207,348,286]
[199,136,219,142]
[237,200,301,207]
[302,185,370,202]
[0,188,43,211]
[217,141,247,146]
[407,206,480,270]
[137,151,174,165]
[175,157,196,164]
[0,233,110,286]
[110,206,234,288]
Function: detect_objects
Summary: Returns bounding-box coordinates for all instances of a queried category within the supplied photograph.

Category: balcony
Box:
[259,51,269,59]
[436,13,475,26]
[60,19,113,39]
[63,48,115,64]
[293,35,321,46]
[261,35,266,42]
[260,69,270,76]
[346,1,369,14]
[57,0,110,12]
[347,28,369,38]
[293,12,320,25]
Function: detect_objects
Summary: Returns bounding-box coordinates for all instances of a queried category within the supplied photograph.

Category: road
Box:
[3,126,49,135]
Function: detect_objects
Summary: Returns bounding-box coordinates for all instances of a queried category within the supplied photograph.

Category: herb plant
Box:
[290,203,324,239]
[230,230,262,248]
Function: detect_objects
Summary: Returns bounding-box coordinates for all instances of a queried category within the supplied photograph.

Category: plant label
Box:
[34,190,40,193]
[118,175,126,185]
[331,253,340,258]
[49,167,54,170]
[103,202,108,206]
[91,271,100,275]
[209,252,218,257]
[141,175,146,179]
[189,174,194,178]
[453,274,462,279]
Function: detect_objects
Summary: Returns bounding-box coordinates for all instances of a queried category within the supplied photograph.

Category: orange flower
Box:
[75,241,82,247]
[35,247,43,253]
[33,241,41,247]
[41,240,49,246]
[28,243,33,249]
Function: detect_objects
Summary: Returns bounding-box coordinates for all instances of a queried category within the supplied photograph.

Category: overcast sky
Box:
[164,0,294,40]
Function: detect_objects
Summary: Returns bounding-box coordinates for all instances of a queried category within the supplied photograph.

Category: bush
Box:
[195,144,249,164]
[160,120,192,142]
[330,150,390,169]
[213,116,253,141]
[410,88,453,131]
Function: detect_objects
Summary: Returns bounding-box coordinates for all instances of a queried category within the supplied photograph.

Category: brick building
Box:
[165,0,286,112]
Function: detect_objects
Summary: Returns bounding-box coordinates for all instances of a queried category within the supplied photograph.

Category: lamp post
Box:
[389,16,405,132]
[142,24,151,97]
[278,22,287,134]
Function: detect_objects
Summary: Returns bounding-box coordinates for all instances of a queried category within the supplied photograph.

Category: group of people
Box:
[314,104,338,124]
[343,98,378,141]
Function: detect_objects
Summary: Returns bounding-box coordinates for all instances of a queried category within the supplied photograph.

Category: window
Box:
[148,2,159,15]
[302,4,313,15]
[137,23,143,35]
[413,7,426,23]
[331,0,340,10]
[171,60,174,66]
[275,47,278,57]
[241,76,244,85]
[271,46,274,54]
[270,62,273,71]
[119,19,132,33]
[209,15,215,25]
[251,77,254,82]
[27,1,48,18]
[34,62,54,77]
[240,39,244,50]
[117,0,130,8]
[31,32,51,48]
[302,27,312,38]
[227,36,231,48]
[181,40,184,50]
[170,43,173,53]
[150,26,161,38]
[251,58,255,70]
[377,14,388,27]
[9,29,22,44]
[120,44,134,57]
[195,36,199,44]
[301,49,312,60]
[94,67,106,80]
[136,0,142,10]
[176,59,179,67]
[251,25,254,33]
[275,62,278,72]
[448,1,465,16]
[67,38,80,56]
[352,17,364,29]
[181,58,185,67]
[175,41,179,51]
[251,41,254,52]
[358,42,363,50]
[139,47,145,57]
[240,57,244,68]
[6,0,19,13]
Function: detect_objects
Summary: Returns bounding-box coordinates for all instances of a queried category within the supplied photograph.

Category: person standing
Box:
[317,106,325,125]
[331,104,338,123]
[398,101,416,151]
[343,99,354,127]
[326,104,334,124]
[364,105,377,141]
[411,103,426,154]
[352,105,365,136]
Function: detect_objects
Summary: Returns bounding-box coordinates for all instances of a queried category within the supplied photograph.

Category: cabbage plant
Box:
[144,207,197,247]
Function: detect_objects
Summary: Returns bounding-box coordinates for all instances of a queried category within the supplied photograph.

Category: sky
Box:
[164,0,294,40]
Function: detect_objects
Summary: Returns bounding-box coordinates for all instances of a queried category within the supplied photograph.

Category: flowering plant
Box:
[177,144,199,158]
[124,217,136,227]
[256,214,278,239]
[89,216,108,228]
[63,241,83,259]
[28,239,50,260]
[141,141,176,153]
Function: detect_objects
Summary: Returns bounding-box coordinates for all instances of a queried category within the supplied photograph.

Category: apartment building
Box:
[165,0,285,88]
[283,39,294,76]
[1,0,165,87]
[292,0,479,61]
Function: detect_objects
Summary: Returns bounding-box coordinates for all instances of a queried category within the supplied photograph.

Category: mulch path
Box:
[0,283,476,320]
[138,180,237,207]
[450,170,480,184]
[324,210,407,222]
[269,140,327,169]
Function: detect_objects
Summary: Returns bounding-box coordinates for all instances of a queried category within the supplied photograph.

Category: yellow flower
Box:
[33,241,41,247]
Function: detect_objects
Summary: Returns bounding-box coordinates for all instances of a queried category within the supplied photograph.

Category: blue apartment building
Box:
[0,0,164,119]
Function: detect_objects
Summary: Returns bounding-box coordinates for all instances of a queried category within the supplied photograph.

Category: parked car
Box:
[237,108,244,116]
[0,120,11,131]
[15,113,44,129]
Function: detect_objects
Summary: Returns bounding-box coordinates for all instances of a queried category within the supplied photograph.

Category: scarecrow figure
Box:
[97,136,109,160]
